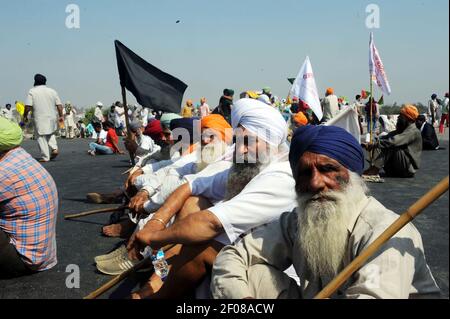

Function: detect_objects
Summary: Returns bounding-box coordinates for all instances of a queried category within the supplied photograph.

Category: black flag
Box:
[115,40,188,113]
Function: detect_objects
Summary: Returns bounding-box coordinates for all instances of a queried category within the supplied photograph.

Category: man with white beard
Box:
[125,98,297,299]
[211,125,441,299]
[95,115,234,272]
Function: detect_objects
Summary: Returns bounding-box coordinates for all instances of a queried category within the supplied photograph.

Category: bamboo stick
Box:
[64,206,128,220]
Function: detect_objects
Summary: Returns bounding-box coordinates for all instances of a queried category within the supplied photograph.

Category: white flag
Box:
[290,56,323,121]
[369,32,391,96]
[325,107,361,143]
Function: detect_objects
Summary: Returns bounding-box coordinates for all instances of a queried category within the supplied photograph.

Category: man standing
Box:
[439,93,449,134]
[64,102,76,139]
[181,99,194,118]
[428,94,439,126]
[365,97,379,134]
[24,74,63,162]
[321,88,339,122]
[352,95,365,134]
[199,97,211,118]
[94,102,104,123]
[213,89,234,124]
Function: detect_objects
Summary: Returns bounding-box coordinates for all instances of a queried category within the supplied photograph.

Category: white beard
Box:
[296,172,368,279]
[196,140,228,173]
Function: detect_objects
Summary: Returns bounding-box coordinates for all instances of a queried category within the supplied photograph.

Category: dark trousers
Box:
[371,147,415,178]
[0,229,33,278]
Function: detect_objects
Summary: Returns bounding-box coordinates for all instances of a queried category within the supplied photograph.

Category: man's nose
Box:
[308,168,327,193]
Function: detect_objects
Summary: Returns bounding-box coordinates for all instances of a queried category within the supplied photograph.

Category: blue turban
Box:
[289,125,364,175]
[170,118,199,144]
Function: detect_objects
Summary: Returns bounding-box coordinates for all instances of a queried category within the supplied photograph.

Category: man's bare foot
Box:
[130,276,163,299]
[363,166,380,176]
[102,219,135,238]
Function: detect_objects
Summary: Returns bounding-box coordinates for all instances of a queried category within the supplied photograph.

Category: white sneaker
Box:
[96,251,140,276]
[94,245,127,264]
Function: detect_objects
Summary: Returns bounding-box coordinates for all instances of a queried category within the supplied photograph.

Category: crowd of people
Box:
[0,73,447,299]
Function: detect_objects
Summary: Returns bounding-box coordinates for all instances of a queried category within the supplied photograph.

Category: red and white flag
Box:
[369,32,391,96]
[290,56,323,121]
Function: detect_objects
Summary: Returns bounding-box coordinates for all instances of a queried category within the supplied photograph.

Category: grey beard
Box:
[224,161,261,201]
[196,141,228,173]
[296,172,368,279]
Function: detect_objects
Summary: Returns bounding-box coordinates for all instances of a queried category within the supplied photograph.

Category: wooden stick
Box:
[84,244,176,299]
[64,206,128,220]
[315,176,449,299]
[122,167,133,175]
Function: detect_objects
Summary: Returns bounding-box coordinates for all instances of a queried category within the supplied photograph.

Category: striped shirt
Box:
[0,147,58,271]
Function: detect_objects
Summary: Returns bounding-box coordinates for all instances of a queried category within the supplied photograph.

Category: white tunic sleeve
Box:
[209,162,297,245]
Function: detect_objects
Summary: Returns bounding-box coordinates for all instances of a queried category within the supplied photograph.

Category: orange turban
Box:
[326,88,334,95]
[293,112,308,126]
[201,114,232,143]
[400,105,419,122]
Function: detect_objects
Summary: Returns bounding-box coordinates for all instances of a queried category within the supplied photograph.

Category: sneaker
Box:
[96,250,151,276]
[94,245,127,264]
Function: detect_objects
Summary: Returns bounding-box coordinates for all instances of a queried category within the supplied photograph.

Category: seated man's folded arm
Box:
[147,209,224,247]
[151,183,193,224]
[211,214,295,299]
[377,130,417,149]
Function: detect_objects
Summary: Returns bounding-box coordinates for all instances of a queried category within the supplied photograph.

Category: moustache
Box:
[301,192,341,204]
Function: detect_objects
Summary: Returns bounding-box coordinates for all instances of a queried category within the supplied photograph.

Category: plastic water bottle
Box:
[152,249,169,281]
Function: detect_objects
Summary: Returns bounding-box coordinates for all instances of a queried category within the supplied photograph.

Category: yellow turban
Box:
[293,112,308,126]
[0,117,23,152]
[326,88,334,95]
[201,114,232,144]
[400,105,419,122]
[246,91,260,99]
[16,101,25,116]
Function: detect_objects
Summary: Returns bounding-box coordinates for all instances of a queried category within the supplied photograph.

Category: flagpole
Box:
[369,75,374,144]
[121,86,136,166]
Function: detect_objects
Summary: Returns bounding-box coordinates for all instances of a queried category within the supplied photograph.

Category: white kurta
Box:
[321,95,340,122]
[211,197,441,299]
[64,109,76,127]
[25,85,62,135]
[188,152,297,245]
[94,107,104,123]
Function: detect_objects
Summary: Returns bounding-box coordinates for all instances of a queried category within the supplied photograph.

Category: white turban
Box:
[257,94,271,105]
[231,98,287,147]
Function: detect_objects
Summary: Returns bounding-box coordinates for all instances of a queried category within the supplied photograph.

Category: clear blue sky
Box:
[0,0,448,109]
